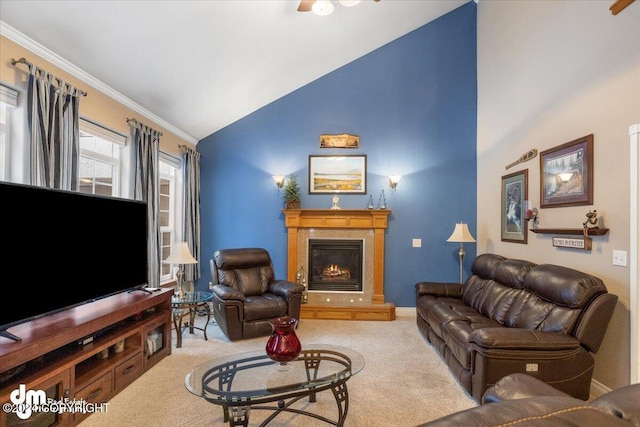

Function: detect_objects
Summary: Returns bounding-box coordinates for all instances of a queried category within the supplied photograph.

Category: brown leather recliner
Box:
[210,248,305,341]
[419,373,640,427]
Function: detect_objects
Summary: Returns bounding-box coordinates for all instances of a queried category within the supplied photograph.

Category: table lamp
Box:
[164,242,198,298]
[446,222,476,284]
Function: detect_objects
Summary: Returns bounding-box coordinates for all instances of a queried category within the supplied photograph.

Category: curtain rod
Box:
[179,144,201,158]
[10,57,88,97]
[127,117,164,136]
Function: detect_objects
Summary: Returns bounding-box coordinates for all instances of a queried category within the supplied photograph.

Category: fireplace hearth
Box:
[308,239,363,292]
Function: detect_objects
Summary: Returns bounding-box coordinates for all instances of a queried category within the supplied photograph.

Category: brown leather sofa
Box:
[419,373,640,426]
[210,248,305,341]
[415,253,618,401]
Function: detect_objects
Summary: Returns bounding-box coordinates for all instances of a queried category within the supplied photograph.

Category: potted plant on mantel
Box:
[283,173,301,209]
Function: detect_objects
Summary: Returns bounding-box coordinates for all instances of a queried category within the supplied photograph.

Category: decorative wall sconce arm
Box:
[389,175,401,191]
[273,175,285,189]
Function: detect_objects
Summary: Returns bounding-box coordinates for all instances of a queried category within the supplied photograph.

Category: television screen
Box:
[0,182,148,340]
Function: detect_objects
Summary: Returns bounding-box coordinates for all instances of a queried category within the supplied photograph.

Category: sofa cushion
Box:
[426,298,482,339]
[462,259,595,334]
[444,318,501,368]
[524,264,608,308]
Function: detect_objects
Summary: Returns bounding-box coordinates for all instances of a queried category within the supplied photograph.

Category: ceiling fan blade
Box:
[298,0,315,12]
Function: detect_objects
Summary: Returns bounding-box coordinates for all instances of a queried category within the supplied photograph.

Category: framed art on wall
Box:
[540,134,593,208]
[308,154,367,194]
[319,133,360,149]
[501,169,528,244]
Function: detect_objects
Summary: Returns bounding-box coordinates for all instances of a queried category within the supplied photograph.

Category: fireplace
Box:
[308,239,364,292]
[283,209,395,320]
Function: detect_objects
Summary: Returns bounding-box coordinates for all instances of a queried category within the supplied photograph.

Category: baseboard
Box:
[395,306,417,317]
[590,378,612,400]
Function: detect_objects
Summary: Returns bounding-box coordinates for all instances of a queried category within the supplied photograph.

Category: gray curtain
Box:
[129,118,162,288]
[27,65,83,190]
[180,145,201,283]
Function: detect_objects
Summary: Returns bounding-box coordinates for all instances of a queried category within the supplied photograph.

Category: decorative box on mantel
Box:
[282,209,395,321]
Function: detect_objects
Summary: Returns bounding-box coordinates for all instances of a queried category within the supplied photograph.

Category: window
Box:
[0,83,19,181]
[159,155,181,282]
[78,119,126,196]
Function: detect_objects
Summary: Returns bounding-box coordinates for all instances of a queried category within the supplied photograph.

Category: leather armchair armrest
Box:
[415,281,463,298]
[469,327,581,351]
[211,284,245,301]
[269,280,305,298]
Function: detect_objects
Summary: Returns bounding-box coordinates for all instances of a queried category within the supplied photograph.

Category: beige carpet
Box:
[78,310,476,427]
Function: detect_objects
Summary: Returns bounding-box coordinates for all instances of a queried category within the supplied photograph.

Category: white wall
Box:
[478,0,640,391]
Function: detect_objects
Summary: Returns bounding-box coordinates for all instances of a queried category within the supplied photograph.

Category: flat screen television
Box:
[0,181,149,342]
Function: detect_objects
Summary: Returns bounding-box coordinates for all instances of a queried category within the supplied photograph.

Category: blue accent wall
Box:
[196,3,477,307]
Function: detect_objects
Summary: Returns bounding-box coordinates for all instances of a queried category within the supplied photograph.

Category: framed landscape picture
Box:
[501,169,528,244]
[308,155,366,194]
[540,134,593,208]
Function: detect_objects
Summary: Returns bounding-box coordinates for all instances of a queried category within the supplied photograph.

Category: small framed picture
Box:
[319,133,360,149]
[501,169,528,244]
[308,155,366,194]
[540,134,593,208]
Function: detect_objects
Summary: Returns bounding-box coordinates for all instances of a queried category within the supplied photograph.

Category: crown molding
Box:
[0,21,198,145]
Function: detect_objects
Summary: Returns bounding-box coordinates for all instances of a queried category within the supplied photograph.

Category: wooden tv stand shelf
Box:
[0,288,173,426]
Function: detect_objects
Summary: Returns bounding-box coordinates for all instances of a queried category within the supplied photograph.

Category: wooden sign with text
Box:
[552,236,592,250]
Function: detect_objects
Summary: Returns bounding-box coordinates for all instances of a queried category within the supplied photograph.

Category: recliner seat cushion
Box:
[243,294,288,321]
[444,318,501,369]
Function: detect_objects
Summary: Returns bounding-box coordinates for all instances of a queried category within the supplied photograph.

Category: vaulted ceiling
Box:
[0,0,469,143]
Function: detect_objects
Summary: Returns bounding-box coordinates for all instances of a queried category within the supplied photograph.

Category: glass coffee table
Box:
[185,344,364,426]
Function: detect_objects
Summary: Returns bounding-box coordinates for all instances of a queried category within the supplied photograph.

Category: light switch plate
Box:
[613,250,627,267]
[412,238,422,248]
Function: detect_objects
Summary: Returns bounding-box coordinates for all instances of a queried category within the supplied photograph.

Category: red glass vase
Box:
[265,317,301,370]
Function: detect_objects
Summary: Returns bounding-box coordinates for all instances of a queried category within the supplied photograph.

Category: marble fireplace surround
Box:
[283,209,395,321]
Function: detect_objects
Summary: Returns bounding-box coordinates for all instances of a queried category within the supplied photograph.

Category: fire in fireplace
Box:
[308,239,363,292]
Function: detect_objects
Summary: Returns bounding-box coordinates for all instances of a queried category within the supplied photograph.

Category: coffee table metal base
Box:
[217,378,349,427]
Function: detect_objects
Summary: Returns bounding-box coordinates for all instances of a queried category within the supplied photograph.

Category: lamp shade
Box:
[163,242,197,265]
[446,223,476,243]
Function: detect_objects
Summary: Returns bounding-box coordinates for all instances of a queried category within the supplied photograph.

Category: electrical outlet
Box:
[526,363,538,372]
[412,238,422,248]
[613,250,627,267]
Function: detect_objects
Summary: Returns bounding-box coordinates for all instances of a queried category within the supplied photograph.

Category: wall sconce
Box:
[389,175,402,191]
[272,175,285,189]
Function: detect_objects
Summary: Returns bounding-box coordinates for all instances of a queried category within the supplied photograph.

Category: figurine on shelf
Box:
[331,194,341,210]
[582,209,598,237]
[377,190,387,209]
[367,195,374,210]
[525,207,539,229]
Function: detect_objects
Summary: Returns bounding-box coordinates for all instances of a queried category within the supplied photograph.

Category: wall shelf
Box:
[531,228,609,236]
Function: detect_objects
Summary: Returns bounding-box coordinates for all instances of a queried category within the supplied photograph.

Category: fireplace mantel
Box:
[283,209,395,320]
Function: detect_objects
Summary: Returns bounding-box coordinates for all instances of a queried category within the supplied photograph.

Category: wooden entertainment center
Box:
[0,288,173,426]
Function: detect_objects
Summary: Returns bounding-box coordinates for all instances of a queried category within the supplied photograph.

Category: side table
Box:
[171,291,213,348]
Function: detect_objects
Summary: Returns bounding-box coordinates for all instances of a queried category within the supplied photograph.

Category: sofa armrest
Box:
[469,327,581,351]
[415,281,463,298]
[482,373,571,403]
[211,284,245,301]
[269,280,304,298]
